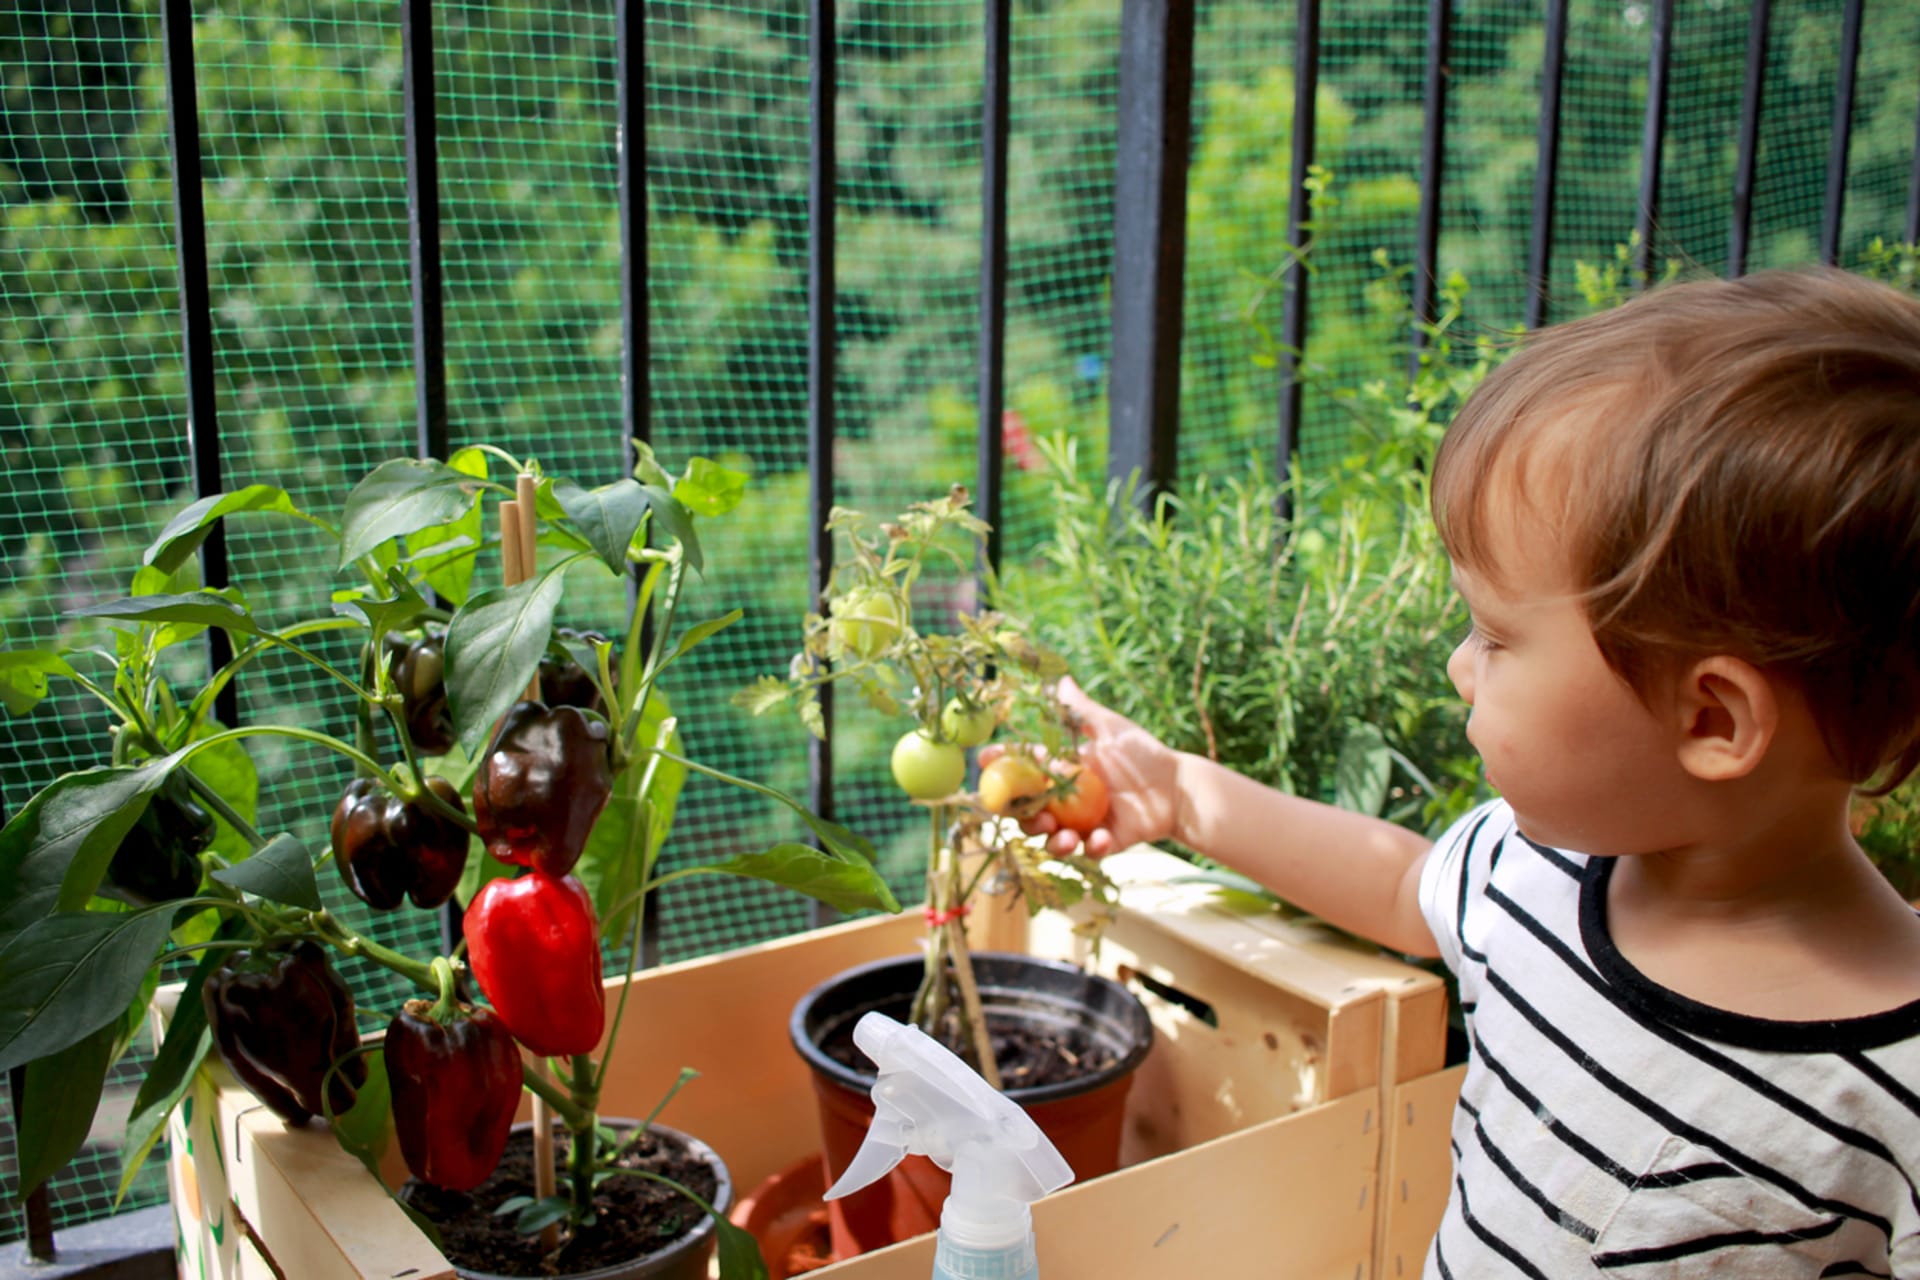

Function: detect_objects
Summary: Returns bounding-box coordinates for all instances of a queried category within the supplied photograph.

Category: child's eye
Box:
[1465,625,1501,653]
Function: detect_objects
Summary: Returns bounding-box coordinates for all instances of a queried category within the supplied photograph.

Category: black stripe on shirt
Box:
[1490,881,1920,1217]
[1591,1213,1844,1269]
[1455,811,1496,965]
[1515,829,1583,880]
[1455,1171,1554,1280]
[1843,1048,1920,1121]
[1482,964,1892,1237]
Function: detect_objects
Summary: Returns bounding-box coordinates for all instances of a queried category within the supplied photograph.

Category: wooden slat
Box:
[1375,1064,1466,1279]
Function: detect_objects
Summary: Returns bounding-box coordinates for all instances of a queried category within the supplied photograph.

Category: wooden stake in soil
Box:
[501,485,558,1247]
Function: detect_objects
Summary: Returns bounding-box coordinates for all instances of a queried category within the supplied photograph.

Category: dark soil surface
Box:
[821,1000,1119,1091]
[403,1124,719,1278]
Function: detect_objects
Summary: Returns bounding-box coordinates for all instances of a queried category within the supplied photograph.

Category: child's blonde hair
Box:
[1432,267,1920,789]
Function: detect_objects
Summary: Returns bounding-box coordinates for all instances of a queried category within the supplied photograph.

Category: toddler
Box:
[1029,268,1920,1276]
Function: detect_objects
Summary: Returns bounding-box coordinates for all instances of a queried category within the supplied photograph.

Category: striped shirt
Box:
[1416,800,1920,1278]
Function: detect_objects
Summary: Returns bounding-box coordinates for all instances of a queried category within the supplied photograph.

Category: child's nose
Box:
[1446,639,1476,704]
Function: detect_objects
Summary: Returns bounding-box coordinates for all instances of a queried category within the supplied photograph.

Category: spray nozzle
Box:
[823,1012,1075,1251]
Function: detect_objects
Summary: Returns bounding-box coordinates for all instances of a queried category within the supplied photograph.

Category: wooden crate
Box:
[164,849,1460,1280]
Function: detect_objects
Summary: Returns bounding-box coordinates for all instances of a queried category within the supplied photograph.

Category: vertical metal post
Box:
[162,0,236,729]
[616,0,661,966]
[975,0,1012,579]
[1821,0,1863,265]
[1631,0,1674,288]
[1908,91,1920,248]
[1274,0,1320,509]
[1727,0,1771,278]
[403,0,448,466]
[806,0,838,928]
[1407,0,1452,385]
[1107,0,1193,509]
[1525,0,1570,330]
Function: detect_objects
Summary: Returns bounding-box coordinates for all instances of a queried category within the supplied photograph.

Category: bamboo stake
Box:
[940,845,1002,1090]
[501,485,559,1246]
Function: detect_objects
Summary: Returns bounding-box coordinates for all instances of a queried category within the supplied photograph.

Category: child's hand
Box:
[985,677,1181,858]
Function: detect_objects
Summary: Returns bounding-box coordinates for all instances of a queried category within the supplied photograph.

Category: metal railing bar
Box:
[1525,0,1570,330]
[1408,0,1453,384]
[976,0,1011,579]
[402,0,448,466]
[1908,89,1920,248]
[1632,0,1675,288]
[1275,0,1320,511]
[1106,0,1193,509]
[1821,0,1863,265]
[163,0,236,730]
[616,0,659,966]
[1727,0,1770,278]
[806,0,838,926]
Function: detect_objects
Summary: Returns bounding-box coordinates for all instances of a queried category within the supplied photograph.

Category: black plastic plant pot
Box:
[790,951,1154,1259]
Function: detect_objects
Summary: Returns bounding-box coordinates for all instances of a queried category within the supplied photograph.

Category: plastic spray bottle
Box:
[823,1011,1075,1280]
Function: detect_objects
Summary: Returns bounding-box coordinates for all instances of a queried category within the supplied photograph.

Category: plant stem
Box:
[565,1055,597,1213]
[308,911,439,990]
[517,1064,591,1132]
[178,769,263,852]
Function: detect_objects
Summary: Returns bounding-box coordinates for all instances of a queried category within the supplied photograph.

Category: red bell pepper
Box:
[385,1000,523,1191]
[464,870,605,1057]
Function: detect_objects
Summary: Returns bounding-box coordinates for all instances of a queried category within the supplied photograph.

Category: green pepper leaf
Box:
[667,611,742,664]
[339,458,486,570]
[328,1045,392,1174]
[578,697,684,932]
[553,477,650,576]
[15,1017,117,1198]
[209,833,319,910]
[715,1216,772,1280]
[144,486,316,574]
[444,561,570,754]
[514,1196,575,1236]
[0,757,187,950]
[404,445,489,605]
[0,650,78,716]
[67,591,262,637]
[674,458,748,519]
[0,905,179,1075]
[639,485,702,574]
[116,946,222,1205]
[704,844,900,915]
[183,736,259,866]
[331,567,433,638]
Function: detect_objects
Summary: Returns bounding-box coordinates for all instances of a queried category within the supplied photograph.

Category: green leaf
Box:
[730,676,791,719]
[328,1046,392,1177]
[68,591,261,637]
[553,477,649,576]
[331,568,433,638]
[144,486,312,574]
[0,651,78,716]
[674,458,747,518]
[339,458,485,570]
[668,611,742,664]
[628,440,673,489]
[577,698,684,931]
[444,562,570,754]
[0,906,179,1075]
[183,736,259,866]
[405,446,489,605]
[639,485,702,573]
[0,757,185,950]
[514,1196,574,1235]
[715,1216,772,1280]
[15,1018,116,1197]
[1333,722,1392,818]
[117,946,222,1206]
[210,834,319,910]
[705,844,900,915]
[455,835,513,909]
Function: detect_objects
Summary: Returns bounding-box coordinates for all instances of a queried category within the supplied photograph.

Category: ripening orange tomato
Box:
[978,753,1051,820]
[1044,760,1110,836]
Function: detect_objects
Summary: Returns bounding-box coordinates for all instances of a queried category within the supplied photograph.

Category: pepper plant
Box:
[0,444,898,1277]
[735,486,1116,1088]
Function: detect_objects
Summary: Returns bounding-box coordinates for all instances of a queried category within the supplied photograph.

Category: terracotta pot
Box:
[730,1153,840,1279]
[790,951,1154,1258]
[404,1120,733,1280]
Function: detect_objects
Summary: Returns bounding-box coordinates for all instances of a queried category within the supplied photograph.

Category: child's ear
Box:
[1672,656,1778,781]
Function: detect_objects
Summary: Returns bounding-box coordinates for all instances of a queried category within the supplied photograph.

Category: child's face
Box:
[1445,519,1698,856]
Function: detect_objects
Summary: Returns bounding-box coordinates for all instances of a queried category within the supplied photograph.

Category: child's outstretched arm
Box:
[1035,678,1440,957]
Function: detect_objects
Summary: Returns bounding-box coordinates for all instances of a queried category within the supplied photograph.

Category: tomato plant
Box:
[891,730,967,800]
[1044,760,1110,835]
[978,753,1051,820]
[827,587,904,659]
[940,696,997,748]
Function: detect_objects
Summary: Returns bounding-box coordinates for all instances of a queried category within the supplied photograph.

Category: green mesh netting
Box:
[3,0,1915,1241]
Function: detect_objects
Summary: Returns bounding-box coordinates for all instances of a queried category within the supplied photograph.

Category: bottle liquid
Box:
[823,1012,1075,1280]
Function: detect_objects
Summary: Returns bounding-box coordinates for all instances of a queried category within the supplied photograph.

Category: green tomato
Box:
[891,730,967,800]
[940,697,997,748]
[827,588,905,659]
